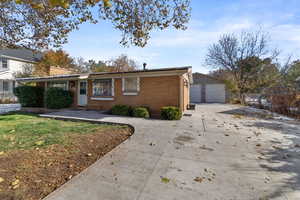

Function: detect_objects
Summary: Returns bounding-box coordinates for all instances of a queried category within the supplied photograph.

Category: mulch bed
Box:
[0,127,132,200]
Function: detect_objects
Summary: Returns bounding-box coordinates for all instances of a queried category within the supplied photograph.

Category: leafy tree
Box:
[206,30,279,102]
[0,0,191,50]
[35,50,77,76]
[236,57,280,93]
[78,55,138,73]
[282,60,300,87]
[107,54,138,72]
[209,69,238,93]
[88,60,108,73]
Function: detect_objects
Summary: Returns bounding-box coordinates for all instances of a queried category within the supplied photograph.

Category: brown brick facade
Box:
[86,75,181,116]
[31,67,192,117]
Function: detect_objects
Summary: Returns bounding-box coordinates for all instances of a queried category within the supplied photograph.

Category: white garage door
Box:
[190,84,201,103]
[205,84,226,103]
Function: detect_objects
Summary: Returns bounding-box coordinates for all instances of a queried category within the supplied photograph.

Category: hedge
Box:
[160,106,182,120]
[14,86,44,107]
[45,88,73,109]
[111,104,132,116]
[132,107,150,118]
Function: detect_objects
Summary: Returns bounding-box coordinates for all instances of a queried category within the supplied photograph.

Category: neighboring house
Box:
[0,49,41,101]
[190,73,228,103]
[16,67,192,117]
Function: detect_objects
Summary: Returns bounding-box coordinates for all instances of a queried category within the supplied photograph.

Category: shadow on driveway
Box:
[220,106,300,199]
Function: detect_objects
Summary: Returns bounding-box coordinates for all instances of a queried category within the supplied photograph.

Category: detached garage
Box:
[190,73,227,103]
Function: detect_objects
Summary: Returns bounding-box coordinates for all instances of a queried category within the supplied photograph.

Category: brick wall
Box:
[87,75,181,116]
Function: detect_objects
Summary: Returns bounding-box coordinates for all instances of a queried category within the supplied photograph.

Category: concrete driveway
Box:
[41,104,300,200]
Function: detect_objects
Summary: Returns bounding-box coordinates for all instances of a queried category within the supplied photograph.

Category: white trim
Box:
[137,77,140,92]
[122,78,125,92]
[123,92,138,96]
[92,78,114,97]
[112,78,115,96]
[78,80,88,106]
[91,97,114,101]
[122,77,140,95]
[89,71,187,80]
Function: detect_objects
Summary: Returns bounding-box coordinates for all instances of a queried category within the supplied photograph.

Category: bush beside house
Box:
[111,105,132,116]
[132,107,150,118]
[14,86,44,107]
[161,106,182,120]
[46,88,73,109]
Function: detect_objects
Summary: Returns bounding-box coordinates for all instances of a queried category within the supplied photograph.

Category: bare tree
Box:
[13,63,35,78]
[206,30,279,102]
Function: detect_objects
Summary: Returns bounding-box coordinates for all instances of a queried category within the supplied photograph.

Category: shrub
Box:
[14,86,44,107]
[45,88,73,109]
[111,104,131,116]
[132,107,150,118]
[160,106,182,120]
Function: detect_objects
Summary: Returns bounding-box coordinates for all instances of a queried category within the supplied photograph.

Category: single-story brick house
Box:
[16,67,192,117]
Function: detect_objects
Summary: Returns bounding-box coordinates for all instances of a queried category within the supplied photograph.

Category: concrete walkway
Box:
[41,104,300,200]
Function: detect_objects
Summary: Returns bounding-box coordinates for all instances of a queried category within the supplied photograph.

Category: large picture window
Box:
[122,77,140,94]
[93,79,113,96]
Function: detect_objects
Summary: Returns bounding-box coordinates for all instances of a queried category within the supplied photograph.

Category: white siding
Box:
[0,58,32,101]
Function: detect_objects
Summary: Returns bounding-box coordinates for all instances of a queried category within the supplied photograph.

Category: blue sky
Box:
[63,0,300,73]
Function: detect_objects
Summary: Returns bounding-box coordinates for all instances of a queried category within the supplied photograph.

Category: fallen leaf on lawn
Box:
[35,140,45,146]
[0,177,4,183]
[11,179,20,186]
[12,184,19,189]
[160,177,170,183]
[194,177,204,183]
[9,129,15,133]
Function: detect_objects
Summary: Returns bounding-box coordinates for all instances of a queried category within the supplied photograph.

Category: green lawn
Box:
[0,112,123,151]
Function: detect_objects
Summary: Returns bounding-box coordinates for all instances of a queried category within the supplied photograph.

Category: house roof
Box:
[0,49,42,63]
[16,66,192,82]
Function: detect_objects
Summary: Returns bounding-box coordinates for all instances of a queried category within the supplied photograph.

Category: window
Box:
[3,81,9,92]
[122,77,140,94]
[48,81,68,90]
[0,58,8,69]
[93,79,113,96]
[79,81,87,95]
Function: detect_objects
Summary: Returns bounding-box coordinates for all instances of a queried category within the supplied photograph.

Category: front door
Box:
[78,80,87,106]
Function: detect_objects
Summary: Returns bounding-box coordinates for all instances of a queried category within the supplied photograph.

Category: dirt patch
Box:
[0,127,132,200]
